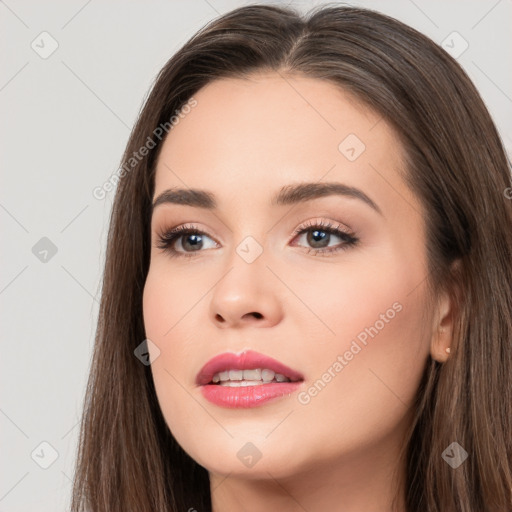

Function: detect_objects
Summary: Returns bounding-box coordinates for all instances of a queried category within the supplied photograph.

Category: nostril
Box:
[215,312,262,322]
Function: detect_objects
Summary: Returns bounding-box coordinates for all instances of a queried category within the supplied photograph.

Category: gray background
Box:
[1,0,511,510]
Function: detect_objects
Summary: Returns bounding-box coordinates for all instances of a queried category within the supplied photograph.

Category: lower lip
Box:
[200,381,303,408]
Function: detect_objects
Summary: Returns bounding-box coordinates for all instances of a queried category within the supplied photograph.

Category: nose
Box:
[209,256,283,329]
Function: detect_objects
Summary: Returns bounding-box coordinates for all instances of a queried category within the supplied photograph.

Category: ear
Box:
[430,259,461,363]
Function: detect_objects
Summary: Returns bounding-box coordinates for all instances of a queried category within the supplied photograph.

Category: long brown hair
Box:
[70,4,512,511]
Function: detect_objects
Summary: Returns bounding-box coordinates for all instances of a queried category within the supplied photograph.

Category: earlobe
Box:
[430,290,455,363]
[430,260,461,363]
[431,326,452,363]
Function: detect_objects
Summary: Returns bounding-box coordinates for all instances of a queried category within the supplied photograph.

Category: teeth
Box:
[220,380,265,387]
[243,369,261,380]
[229,369,243,381]
[211,368,292,384]
[261,369,275,382]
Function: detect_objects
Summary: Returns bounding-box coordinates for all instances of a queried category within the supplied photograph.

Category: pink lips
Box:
[196,349,304,408]
[196,349,304,385]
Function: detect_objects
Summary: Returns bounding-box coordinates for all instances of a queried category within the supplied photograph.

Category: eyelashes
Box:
[155,219,359,259]
[290,219,358,254]
[155,223,216,258]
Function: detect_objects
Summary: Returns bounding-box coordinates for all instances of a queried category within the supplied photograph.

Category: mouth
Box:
[211,367,296,386]
[196,349,304,386]
[196,349,304,408]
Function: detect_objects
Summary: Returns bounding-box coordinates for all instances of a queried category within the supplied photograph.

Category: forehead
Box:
[153,72,418,216]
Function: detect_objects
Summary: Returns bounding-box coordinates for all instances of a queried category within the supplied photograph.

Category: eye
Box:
[155,220,359,259]
[155,223,218,258]
[290,219,358,256]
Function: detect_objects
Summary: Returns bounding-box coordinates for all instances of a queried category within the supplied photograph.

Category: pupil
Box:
[184,234,202,251]
[308,230,329,248]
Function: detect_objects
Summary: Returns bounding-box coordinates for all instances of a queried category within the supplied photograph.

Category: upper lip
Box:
[196,349,304,385]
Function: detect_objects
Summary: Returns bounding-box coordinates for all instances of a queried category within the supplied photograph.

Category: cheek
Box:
[288,249,427,365]
[286,248,429,353]
[142,268,174,340]
[142,268,202,444]
[142,262,208,344]
[294,311,428,468]
[142,264,202,376]
[288,256,430,452]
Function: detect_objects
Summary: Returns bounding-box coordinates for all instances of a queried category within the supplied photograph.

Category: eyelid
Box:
[292,218,354,237]
[154,218,353,243]
[154,223,220,248]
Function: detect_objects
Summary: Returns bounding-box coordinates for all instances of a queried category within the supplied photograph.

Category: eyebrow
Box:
[152,182,382,216]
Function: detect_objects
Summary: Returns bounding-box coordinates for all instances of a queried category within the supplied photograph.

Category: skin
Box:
[142,72,455,512]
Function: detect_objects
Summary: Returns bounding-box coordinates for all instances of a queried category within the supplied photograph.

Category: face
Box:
[142,72,437,480]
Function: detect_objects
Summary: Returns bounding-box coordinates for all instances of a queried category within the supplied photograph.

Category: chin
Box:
[175,431,306,479]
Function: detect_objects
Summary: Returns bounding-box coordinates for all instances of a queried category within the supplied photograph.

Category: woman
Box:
[71,4,512,511]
